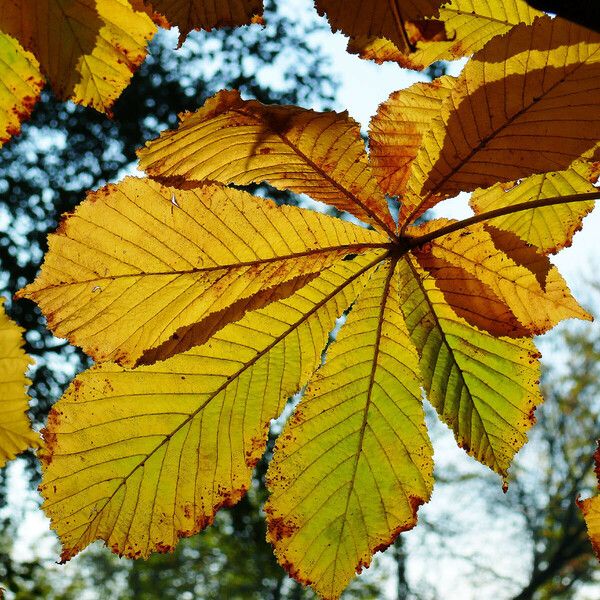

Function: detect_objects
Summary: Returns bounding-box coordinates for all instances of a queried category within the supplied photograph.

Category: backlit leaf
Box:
[0,298,39,467]
[578,443,600,561]
[407,16,600,209]
[315,0,444,50]
[470,160,599,254]
[347,0,542,69]
[0,32,44,147]
[397,256,542,477]
[18,177,387,367]
[138,89,396,235]
[266,260,433,598]
[39,253,381,561]
[25,12,600,593]
[145,0,263,42]
[0,0,157,114]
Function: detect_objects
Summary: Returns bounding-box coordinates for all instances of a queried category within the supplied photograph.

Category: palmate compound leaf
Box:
[0,299,39,466]
[403,14,600,224]
[38,251,383,561]
[0,0,157,115]
[0,32,44,147]
[17,177,388,367]
[578,442,600,561]
[345,0,543,69]
[31,17,600,596]
[265,259,433,598]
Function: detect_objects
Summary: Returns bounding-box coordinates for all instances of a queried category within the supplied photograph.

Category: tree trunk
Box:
[392,537,411,600]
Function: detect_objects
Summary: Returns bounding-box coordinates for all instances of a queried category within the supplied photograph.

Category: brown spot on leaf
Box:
[267,515,299,542]
[154,541,174,554]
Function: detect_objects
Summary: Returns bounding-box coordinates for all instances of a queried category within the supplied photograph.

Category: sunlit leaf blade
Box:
[397,256,542,477]
[0,32,44,147]
[348,0,542,69]
[0,0,157,114]
[18,177,387,367]
[0,299,39,467]
[407,16,600,207]
[470,160,599,254]
[145,0,263,42]
[315,0,444,63]
[138,89,396,234]
[369,76,454,198]
[266,260,433,599]
[39,254,381,562]
[413,220,591,335]
[577,443,600,561]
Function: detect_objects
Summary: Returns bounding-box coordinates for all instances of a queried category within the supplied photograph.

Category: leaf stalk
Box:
[403,190,600,248]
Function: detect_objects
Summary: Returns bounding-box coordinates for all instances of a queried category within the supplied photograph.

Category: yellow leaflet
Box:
[18,177,387,367]
[369,76,454,198]
[578,443,600,561]
[397,256,542,478]
[407,16,600,209]
[413,220,591,335]
[347,0,542,69]
[39,253,382,561]
[0,299,39,466]
[138,89,396,234]
[470,160,599,254]
[0,0,156,114]
[147,0,263,43]
[0,32,44,147]
[266,260,433,600]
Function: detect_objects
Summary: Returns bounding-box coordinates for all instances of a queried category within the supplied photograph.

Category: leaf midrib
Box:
[331,258,395,587]
[403,255,501,471]
[24,242,390,292]
[230,107,398,239]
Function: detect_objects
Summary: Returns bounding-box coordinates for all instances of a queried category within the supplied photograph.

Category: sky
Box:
[4,3,600,599]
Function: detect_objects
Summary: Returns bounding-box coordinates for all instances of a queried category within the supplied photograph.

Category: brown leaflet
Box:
[0,0,102,99]
[346,19,447,65]
[369,76,454,198]
[316,0,444,52]
[483,225,552,290]
[414,250,530,337]
[144,0,263,43]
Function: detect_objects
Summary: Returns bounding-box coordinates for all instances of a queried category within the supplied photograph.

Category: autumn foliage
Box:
[1,1,600,599]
